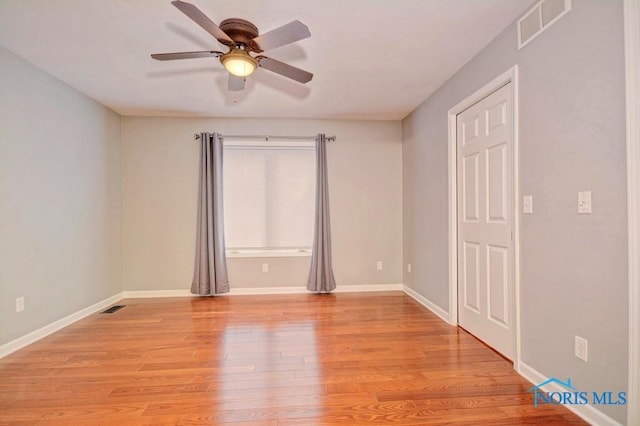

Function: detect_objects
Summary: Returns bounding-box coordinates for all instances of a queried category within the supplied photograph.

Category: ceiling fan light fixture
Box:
[221,48,258,77]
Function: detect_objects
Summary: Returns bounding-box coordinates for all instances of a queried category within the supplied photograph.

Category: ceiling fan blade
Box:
[250,20,310,52]
[171,0,233,44]
[257,56,313,84]
[151,50,223,61]
[228,74,245,92]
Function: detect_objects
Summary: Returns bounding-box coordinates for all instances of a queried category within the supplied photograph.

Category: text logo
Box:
[528,378,627,407]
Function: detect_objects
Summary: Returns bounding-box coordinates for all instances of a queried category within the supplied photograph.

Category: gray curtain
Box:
[307,134,337,292]
[192,132,230,295]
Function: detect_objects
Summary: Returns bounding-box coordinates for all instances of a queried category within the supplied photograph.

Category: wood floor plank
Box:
[0,292,587,425]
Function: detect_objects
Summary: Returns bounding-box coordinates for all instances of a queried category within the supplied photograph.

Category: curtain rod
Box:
[193,134,336,142]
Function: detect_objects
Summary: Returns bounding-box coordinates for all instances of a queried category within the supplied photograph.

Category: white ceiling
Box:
[0,0,534,120]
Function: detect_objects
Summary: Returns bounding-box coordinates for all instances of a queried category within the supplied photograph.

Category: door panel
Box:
[487,143,508,222]
[487,244,509,327]
[463,241,481,313]
[487,100,507,133]
[463,153,479,222]
[462,116,479,146]
[457,83,514,360]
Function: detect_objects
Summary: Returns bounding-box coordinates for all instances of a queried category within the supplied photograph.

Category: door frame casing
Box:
[624,0,640,424]
[447,66,521,370]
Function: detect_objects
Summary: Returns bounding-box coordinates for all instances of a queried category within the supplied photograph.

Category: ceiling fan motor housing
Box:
[219,18,259,47]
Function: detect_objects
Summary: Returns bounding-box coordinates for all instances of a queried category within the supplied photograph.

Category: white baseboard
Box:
[332,283,403,293]
[122,289,192,298]
[228,286,305,295]
[402,285,451,323]
[518,361,624,426]
[0,292,125,358]
[228,283,403,295]
[123,284,404,298]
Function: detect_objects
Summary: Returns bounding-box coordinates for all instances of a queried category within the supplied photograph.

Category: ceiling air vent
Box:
[518,0,571,49]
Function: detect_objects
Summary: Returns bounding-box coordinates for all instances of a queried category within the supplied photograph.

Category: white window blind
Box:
[223,140,316,252]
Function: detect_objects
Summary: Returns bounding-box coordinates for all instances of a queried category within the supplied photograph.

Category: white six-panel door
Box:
[457,83,514,360]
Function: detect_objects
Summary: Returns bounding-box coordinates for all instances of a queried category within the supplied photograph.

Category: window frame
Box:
[222,139,316,258]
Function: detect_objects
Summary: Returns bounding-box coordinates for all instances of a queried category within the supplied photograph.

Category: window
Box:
[223,140,315,255]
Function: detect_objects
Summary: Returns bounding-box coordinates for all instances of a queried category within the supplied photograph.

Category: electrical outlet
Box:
[575,335,588,362]
[578,191,592,214]
[376,261,383,271]
[407,263,412,273]
[262,263,269,273]
[16,297,24,312]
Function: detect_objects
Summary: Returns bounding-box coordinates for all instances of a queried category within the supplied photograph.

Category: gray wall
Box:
[121,117,402,291]
[402,1,628,422]
[0,47,122,346]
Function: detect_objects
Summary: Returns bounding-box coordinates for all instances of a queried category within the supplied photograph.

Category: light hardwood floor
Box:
[0,292,586,425]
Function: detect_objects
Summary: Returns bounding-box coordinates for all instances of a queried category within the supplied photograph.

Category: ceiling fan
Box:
[151,0,313,92]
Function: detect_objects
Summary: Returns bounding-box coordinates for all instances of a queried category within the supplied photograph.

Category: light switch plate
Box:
[575,335,588,362]
[523,195,533,214]
[578,191,592,214]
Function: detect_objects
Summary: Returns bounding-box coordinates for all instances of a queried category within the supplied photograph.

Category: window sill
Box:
[226,249,312,258]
